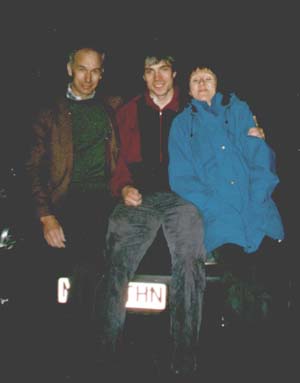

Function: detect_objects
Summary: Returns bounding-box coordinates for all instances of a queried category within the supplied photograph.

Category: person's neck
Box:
[67,83,95,101]
[149,88,174,110]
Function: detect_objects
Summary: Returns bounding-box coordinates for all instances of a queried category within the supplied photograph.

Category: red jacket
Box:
[110,88,181,196]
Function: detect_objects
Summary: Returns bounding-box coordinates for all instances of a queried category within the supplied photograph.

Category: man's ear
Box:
[67,63,72,77]
[173,71,177,79]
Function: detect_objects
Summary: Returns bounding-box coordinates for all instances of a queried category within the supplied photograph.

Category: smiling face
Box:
[67,48,103,99]
[143,59,176,101]
[189,67,217,105]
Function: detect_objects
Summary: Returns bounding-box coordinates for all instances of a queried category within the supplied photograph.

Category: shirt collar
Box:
[144,86,180,112]
[66,83,96,101]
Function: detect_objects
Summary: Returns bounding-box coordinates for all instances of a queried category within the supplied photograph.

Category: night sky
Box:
[3,3,299,98]
[4,3,299,120]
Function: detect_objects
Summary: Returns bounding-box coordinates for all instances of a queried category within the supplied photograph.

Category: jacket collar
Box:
[144,86,180,112]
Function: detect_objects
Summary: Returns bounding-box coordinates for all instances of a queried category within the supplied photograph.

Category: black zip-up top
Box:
[128,88,182,193]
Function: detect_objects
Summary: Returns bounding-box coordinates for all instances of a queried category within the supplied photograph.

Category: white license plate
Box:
[57,277,168,311]
[126,281,167,311]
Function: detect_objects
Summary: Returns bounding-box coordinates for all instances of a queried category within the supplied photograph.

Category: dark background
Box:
[1,2,298,380]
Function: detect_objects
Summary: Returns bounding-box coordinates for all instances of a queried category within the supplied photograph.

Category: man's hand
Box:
[248,127,265,139]
[40,215,66,248]
[248,115,265,139]
[121,185,142,207]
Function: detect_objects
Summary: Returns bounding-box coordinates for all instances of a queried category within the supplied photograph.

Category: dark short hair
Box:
[144,54,176,70]
[142,39,177,71]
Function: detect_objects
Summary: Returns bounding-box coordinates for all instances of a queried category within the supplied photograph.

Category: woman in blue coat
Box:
[169,66,285,319]
[169,66,284,254]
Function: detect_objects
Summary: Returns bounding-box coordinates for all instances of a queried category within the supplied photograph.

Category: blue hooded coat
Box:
[168,92,284,253]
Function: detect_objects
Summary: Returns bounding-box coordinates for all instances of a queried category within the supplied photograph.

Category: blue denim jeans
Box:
[94,192,206,371]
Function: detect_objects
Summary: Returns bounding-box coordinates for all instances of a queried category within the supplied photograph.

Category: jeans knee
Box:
[181,203,204,231]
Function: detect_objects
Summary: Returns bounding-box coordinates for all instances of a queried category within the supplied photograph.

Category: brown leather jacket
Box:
[26,96,119,218]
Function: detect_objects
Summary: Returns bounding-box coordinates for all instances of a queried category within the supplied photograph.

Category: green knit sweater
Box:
[68,99,110,193]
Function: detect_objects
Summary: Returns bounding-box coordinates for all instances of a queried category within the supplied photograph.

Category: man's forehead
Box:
[75,49,102,62]
[145,60,172,69]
